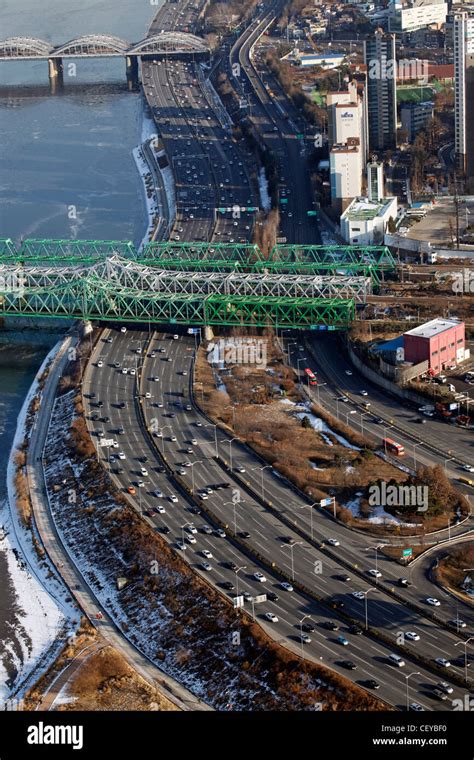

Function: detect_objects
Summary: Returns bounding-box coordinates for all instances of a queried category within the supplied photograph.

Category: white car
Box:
[405,631,420,641]
[121,368,128,375]
[187,524,197,534]
[426,597,441,606]
[153,490,163,498]
[177,541,186,550]
[186,535,197,544]
[254,572,267,583]
[145,392,151,399]
[463,464,474,473]
[352,591,365,600]
[281,582,294,592]
[118,452,126,460]
[97,360,103,368]
[120,326,127,333]
[201,562,212,571]
[345,370,353,376]
[327,538,340,547]
[169,494,178,503]
[436,682,453,695]
[360,390,368,397]
[202,550,213,559]
[265,612,278,623]
[301,633,311,644]
[236,466,246,473]
[368,569,382,578]
[156,505,166,514]
[435,658,451,668]
[191,438,197,445]
[154,377,160,382]
[140,468,148,477]
[130,368,136,376]
[170,435,177,442]
[216,529,226,538]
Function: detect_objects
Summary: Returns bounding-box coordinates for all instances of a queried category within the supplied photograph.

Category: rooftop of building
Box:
[341,196,397,221]
[404,318,464,339]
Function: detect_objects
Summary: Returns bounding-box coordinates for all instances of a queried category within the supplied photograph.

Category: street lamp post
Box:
[251,464,272,501]
[188,460,204,494]
[455,638,474,683]
[158,425,173,454]
[204,422,218,458]
[412,441,423,470]
[224,404,236,428]
[235,565,247,597]
[404,671,421,711]
[298,502,317,541]
[362,587,376,630]
[224,500,244,536]
[281,541,303,581]
[220,437,239,471]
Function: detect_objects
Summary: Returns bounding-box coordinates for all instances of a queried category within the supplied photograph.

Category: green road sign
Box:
[296,134,303,140]
[307,210,318,216]
[280,198,288,204]
[402,548,413,558]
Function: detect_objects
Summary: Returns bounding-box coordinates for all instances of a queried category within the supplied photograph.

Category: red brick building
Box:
[404,319,465,374]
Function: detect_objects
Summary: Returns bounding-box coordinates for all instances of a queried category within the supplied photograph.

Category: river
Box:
[0,0,162,698]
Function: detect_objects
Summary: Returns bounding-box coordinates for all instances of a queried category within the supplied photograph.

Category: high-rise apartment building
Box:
[454,10,474,185]
[364,30,398,152]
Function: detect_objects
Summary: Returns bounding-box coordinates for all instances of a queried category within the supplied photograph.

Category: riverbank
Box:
[0,341,80,706]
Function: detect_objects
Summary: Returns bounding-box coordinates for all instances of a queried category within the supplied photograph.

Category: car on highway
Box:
[216,529,226,538]
[326,538,340,547]
[435,658,451,668]
[118,452,126,460]
[198,491,208,500]
[323,621,339,631]
[337,635,349,646]
[121,368,128,374]
[405,631,420,641]
[426,597,441,606]
[340,661,356,670]
[365,680,380,690]
[302,622,315,633]
[266,592,279,602]
[280,582,294,592]
[398,578,411,587]
[265,612,278,623]
[282,536,296,545]
[97,360,103,368]
[160,526,170,535]
[388,654,405,667]
[348,625,362,635]
[345,370,353,376]
[338,574,351,582]
[169,494,179,503]
[120,326,127,333]
[436,682,453,695]
[130,369,136,376]
[201,550,213,560]
[253,572,267,582]
[243,591,253,602]
[368,569,382,578]
[236,466,246,473]
[155,505,166,515]
[351,591,365,600]
[140,468,148,477]
[300,633,311,644]
[409,703,424,712]
[463,464,474,473]
[186,524,197,534]
[360,390,368,396]
[337,396,349,403]
[185,535,197,545]
[127,486,136,495]
[448,618,467,629]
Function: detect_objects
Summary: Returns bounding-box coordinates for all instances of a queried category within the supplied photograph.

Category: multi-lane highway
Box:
[81,326,474,710]
[142,0,256,244]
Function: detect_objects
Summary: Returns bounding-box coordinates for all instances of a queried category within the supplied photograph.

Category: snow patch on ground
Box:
[343,495,418,527]
[0,342,79,705]
[258,168,271,213]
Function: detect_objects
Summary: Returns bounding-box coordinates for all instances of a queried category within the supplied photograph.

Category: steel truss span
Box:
[0,32,210,60]
[0,256,355,328]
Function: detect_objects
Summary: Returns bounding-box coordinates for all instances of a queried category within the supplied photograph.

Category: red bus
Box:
[304,368,317,386]
[383,437,405,456]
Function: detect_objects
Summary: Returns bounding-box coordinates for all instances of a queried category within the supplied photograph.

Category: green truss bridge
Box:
[0,239,396,329]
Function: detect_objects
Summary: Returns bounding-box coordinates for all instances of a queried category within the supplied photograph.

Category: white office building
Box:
[330,140,363,212]
[340,196,398,244]
[454,10,474,185]
[388,0,447,33]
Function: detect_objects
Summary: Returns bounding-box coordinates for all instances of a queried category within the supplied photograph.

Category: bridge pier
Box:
[204,326,214,342]
[48,57,63,92]
[125,55,139,89]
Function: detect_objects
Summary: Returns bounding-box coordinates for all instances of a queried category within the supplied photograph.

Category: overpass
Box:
[0,33,211,83]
